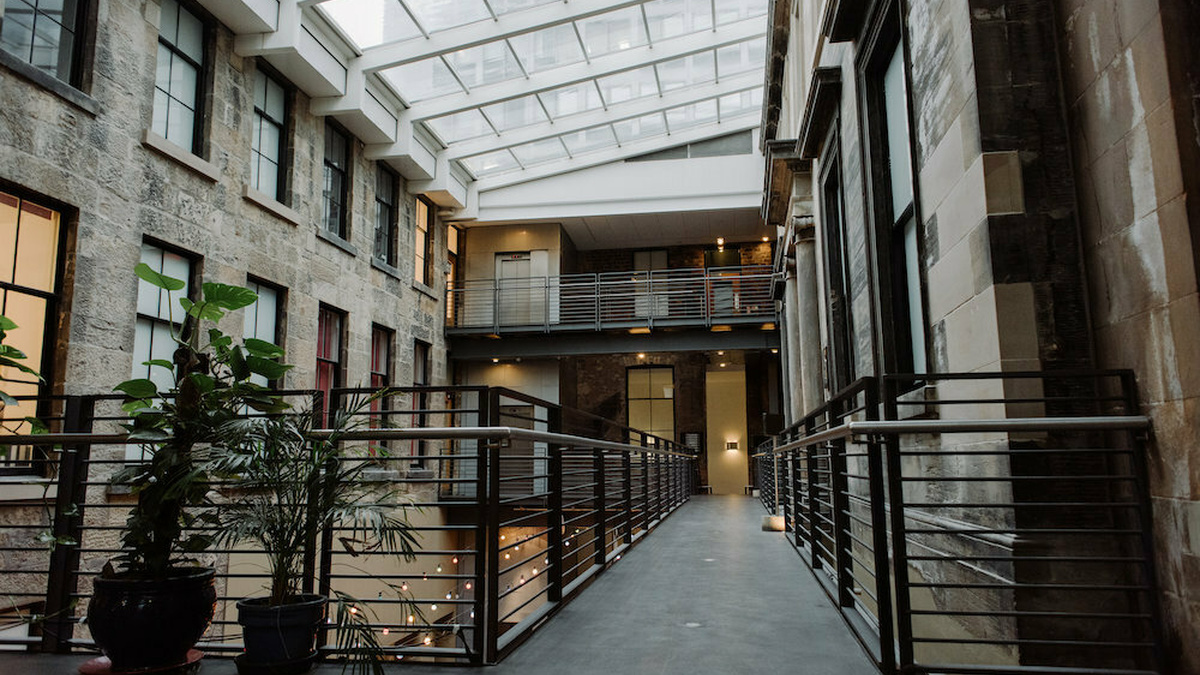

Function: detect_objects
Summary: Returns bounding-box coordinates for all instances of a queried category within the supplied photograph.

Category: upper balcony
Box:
[446,265,775,336]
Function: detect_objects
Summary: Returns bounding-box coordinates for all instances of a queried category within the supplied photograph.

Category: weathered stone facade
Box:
[765,0,1200,671]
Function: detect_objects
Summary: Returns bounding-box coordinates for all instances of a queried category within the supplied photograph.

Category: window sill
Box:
[895,383,938,420]
[412,280,439,300]
[243,185,301,226]
[141,130,221,183]
[371,258,404,280]
[0,51,100,116]
[316,228,357,257]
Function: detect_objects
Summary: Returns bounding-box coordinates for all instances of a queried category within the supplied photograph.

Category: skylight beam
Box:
[480,0,498,21]
[594,80,607,110]
[476,115,759,191]
[572,21,591,64]
[506,38,530,78]
[396,0,429,39]
[445,72,760,159]
[640,5,653,47]
[404,18,764,120]
[441,55,471,94]
[359,0,652,71]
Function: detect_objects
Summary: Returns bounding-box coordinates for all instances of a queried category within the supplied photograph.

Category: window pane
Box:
[481,96,545,132]
[650,368,673,397]
[510,137,567,166]
[627,368,650,399]
[597,66,658,105]
[320,0,421,48]
[0,1,36,66]
[446,40,524,89]
[166,97,195,148]
[578,5,647,58]
[168,55,197,102]
[264,74,285,120]
[613,113,666,144]
[159,0,179,44]
[381,58,463,102]
[657,51,715,92]
[12,199,59,292]
[404,0,490,33]
[628,400,650,431]
[903,215,926,373]
[539,82,602,119]
[508,24,583,75]
[666,100,717,131]
[460,149,520,177]
[426,109,492,144]
[560,126,615,156]
[174,4,203,62]
[645,0,712,41]
[884,44,913,218]
[2,292,46,379]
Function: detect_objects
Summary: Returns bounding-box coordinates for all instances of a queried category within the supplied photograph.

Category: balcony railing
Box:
[753,371,1166,675]
[447,265,775,334]
[0,387,695,665]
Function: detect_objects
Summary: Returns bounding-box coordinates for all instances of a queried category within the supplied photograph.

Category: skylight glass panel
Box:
[425,109,493,144]
[487,0,560,16]
[644,0,713,41]
[577,6,648,58]
[321,0,421,48]
[511,137,569,166]
[405,0,491,33]
[482,97,546,132]
[719,88,764,119]
[657,52,716,92]
[666,99,718,131]
[461,149,521,176]
[597,66,658,105]
[447,41,524,89]
[716,39,766,76]
[539,82,603,119]
[508,24,585,75]
[381,58,463,102]
[561,126,617,156]
[613,113,667,143]
[715,0,769,25]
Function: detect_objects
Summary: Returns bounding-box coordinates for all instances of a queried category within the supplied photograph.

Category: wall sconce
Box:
[725,441,739,452]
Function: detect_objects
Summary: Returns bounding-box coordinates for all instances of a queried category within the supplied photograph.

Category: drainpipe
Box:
[793,218,822,413]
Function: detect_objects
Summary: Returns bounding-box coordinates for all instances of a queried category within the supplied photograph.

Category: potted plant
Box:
[210,394,419,675]
[89,265,292,672]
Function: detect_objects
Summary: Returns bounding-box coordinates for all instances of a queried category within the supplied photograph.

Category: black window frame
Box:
[316,303,346,425]
[818,124,856,391]
[322,121,351,241]
[250,63,290,203]
[413,196,435,287]
[858,0,928,377]
[373,165,399,267]
[152,0,211,155]
[0,0,91,87]
[243,275,286,387]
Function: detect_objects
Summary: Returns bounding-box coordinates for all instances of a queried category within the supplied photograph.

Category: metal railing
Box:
[446,265,775,334]
[754,371,1166,675]
[0,387,695,665]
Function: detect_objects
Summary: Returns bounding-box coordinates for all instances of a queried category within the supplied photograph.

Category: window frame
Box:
[0,187,70,475]
[626,365,675,444]
[0,0,91,88]
[817,123,856,392]
[410,339,431,467]
[315,303,346,425]
[858,0,928,377]
[243,275,285,387]
[322,121,351,241]
[152,0,210,155]
[250,63,289,203]
[413,196,434,286]
[373,165,399,267]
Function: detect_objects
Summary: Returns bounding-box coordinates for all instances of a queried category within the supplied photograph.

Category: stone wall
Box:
[1057,0,1200,671]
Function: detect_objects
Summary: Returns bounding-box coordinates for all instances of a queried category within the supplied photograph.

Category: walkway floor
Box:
[1,495,876,675]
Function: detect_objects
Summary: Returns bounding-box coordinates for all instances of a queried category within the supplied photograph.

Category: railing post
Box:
[543,276,550,333]
[830,398,855,609]
[880,377,914,670]
[483,389,503,663]
[302,390,323,595]
[470,390,491,664]
[593,274,601,330]
[804,419,821,570]
[593,446,607,567]
[641,445,650,532]
[864,384,897,674]
[42,395,93,653]
[622,450,633,544]
[546,404,564,604]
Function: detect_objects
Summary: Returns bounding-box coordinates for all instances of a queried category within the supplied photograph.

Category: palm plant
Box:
[211,396,420,605]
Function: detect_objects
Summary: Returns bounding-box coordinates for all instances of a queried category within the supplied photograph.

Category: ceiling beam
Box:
[475,113,760,191]
[446,72,763,159]
[357,0,654,72]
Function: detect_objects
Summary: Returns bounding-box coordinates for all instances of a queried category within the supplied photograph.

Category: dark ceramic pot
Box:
[87,567,217,672]
[236,594,327,674]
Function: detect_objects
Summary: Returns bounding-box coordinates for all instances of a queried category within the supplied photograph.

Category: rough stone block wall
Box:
[0,0,450,634]
[1057,0,1200,671]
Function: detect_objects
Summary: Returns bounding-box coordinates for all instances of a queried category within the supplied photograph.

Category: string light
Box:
[431,604,438,611]
[452,556,459,565]
[519,575,526,585]
[504,553,510,560]
[423,636,432,646]
[445,592,452,600]
[407,615,415,624]
[465,582,472,590]
[382,628,390,636]
[422,572,428,580]
[400,582,409,592]
[531,567,538,576]
[349,606,358,615]
[436,565,443,573]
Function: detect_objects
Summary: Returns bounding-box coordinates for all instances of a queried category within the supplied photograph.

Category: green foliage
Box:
[112,267,294,579]
[209,394,419,607]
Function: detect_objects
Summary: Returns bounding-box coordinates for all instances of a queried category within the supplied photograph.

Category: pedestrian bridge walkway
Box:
[0,496,875,675]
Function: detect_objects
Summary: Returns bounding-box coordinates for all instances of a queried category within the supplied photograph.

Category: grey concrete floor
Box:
[0,496,876,675]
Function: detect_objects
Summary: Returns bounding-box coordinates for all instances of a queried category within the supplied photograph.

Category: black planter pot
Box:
[87,567,217,672]
[235,594,327,675]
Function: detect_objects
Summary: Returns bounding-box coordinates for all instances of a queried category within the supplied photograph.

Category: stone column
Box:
[781,254,805,424]
[793,220,822,414]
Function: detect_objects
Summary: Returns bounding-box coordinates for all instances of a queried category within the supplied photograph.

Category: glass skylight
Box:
[311,0,769,184]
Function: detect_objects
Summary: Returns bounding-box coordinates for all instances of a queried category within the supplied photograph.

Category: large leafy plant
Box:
[112,264,292,579]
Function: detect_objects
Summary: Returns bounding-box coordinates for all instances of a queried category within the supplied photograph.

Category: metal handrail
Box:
[751,415,1152,458]
[2,427,695,459]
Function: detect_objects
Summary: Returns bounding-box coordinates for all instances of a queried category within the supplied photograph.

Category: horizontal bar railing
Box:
[0,387,696,666]
[447,265,775,334]
[754,371,1165,675]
